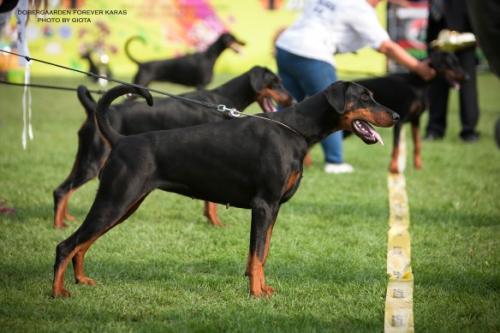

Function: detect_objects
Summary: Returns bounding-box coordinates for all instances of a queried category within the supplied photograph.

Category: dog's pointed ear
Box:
[324,81,349,114]
[249,66,265,92]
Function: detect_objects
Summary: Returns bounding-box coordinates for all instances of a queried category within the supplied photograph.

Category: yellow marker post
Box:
[385,130,414,333]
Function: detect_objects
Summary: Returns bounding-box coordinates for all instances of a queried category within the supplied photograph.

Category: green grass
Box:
[1,74,499,333]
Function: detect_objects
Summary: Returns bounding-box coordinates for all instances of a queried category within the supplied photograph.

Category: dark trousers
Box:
[426,47,480,137]
[426,0,480,137]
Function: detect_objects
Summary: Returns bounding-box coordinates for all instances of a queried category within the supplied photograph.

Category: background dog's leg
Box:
[389,124,402,174]
[412,121,422,170]
[247,199,280,297]
[53,165,100,228]
[203,201,223,226]
[303,152,313,167]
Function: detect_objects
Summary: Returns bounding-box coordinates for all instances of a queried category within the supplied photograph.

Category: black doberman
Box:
[125,32,245,89]
[53,66,293,229]
[355,51,465,173]
[52,81,399,298]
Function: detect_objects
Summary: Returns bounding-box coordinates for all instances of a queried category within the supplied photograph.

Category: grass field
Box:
[0,73,499,333]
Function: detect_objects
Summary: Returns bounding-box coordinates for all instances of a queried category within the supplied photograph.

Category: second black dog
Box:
[53,66,292,228]
[355,51,465,173]
[125,32,245,89]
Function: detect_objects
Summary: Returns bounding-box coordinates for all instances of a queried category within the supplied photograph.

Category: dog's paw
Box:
[414,158,422,170]
[250,284,275,298]
[52,287,71,298]
[76,276,96,286]
[53,221,68,229]
[389,164,400,174]
[261,284,274,296]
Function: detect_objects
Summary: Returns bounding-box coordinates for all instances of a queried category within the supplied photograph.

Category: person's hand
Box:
[414,61,436,81]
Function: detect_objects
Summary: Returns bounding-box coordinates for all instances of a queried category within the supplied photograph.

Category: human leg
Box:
[276,49,349,170]
[276,48,306,102]
[456,47,480,141]
[293,59,347,166]
[425,76,449,138]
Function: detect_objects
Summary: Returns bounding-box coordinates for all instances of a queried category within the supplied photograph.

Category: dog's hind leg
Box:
[53,155,107,228]
[53,123,110,228]
[53,172,152,297]
[246,198,280,297]
[53,180,73,228]
[203,201,223,226]
[71,193,149,286]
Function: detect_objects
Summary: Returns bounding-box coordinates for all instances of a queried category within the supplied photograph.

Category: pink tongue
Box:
[373,130,384,145]
[264,98,277,112]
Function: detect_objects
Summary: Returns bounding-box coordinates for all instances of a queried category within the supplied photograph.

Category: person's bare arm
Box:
[378,39,435,80]
[388,0,412,7]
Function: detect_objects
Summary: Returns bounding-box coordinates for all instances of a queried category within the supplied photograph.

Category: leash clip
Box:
[217,104,243,118]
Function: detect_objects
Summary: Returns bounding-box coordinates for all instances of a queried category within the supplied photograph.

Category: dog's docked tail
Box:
[77,85,97,117]
[96,85,153,147]
[124,36,146,65]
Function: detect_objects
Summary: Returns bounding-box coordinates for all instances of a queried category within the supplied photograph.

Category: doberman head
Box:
[429,51,467,88]
[217,32,246,53]
[325,81,399,145]
[249,66,294,112]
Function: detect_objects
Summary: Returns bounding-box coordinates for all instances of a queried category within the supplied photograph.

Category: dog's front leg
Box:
[389,124,402,174]
[411,122,422,170]
[246,198,280,297]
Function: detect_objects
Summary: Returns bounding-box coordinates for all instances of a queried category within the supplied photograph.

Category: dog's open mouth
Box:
[260,96,278,113]
[352,119,384,145]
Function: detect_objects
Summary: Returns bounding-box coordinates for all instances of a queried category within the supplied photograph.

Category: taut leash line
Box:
[0,49,305,139]
[0,49,217,108]
[0,79,106,94]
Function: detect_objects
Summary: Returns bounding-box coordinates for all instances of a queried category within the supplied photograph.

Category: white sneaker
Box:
[324,162,354,174]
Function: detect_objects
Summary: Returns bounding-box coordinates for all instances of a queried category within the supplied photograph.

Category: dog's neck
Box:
[210,74,257,110]
[270,93,343,146]
[204,38,229,60]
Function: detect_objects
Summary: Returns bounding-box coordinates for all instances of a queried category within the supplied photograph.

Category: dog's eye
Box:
[361,93,370,101]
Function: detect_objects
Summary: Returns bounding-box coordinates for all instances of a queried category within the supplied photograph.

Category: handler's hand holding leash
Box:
[414,60,436,81]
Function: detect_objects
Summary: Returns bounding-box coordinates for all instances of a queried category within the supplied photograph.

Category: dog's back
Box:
[126,32,244,88]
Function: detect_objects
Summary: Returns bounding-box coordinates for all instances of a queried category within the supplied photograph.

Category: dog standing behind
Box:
[53,66,293,229]
[125,32,245,89]
[51,81,399,299]
[355,51,466,173]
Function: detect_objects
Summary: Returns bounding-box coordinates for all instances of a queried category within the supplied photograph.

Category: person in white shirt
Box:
[276,0,435,174]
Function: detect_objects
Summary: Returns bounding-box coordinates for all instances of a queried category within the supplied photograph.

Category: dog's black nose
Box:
[392,112,400,121]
